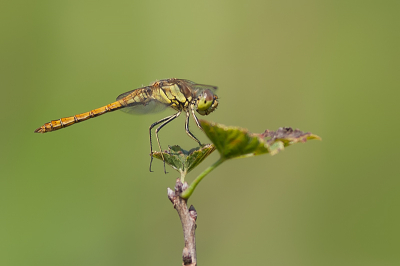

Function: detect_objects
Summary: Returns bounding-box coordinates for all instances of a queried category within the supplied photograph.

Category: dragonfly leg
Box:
[185,111,202,146]
[149,114,178,172]
[154,111,181,174]
[190,104,203,131]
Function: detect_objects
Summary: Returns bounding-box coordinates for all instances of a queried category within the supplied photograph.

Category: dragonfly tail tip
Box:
[34,127,44,133]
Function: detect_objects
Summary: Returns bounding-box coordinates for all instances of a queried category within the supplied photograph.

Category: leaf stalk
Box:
[181,157,225,199]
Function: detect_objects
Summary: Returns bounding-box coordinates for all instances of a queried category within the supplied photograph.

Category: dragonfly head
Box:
[196,89,218,116]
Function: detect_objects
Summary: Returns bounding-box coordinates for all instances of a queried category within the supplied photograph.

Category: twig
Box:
[168,179,198,266]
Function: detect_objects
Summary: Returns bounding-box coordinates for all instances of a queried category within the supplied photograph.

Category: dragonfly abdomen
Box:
[34,101,124,133]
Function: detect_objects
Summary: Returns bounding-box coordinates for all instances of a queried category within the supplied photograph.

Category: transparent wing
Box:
[116,89,135,101]
[116,89,169,115]
[120,100,169,115]
[178,79,218,94]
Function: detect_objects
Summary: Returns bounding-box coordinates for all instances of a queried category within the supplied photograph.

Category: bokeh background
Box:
[1,0,399,265]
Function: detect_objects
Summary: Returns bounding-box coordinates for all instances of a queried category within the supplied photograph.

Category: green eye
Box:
[197,96,213,111]
[196,89,218,116]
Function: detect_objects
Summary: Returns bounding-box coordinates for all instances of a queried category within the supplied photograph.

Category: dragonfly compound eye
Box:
[196,89,218,116]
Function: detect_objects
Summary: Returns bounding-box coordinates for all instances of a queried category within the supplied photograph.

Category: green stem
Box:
[180,170,187,183]
[181,157,225,199]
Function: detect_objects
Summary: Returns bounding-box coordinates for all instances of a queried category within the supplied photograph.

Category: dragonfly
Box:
[34,78,219,172]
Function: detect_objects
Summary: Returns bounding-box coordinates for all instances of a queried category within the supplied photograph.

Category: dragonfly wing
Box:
[119,99,169,115]
[116,89,169,115]
[179,79,218,93]
[116,89,135,101]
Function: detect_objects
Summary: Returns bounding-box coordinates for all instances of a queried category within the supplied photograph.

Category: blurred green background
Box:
[1,0,399,265]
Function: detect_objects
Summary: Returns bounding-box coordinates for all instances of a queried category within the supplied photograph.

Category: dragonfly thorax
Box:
[195,89,219,116]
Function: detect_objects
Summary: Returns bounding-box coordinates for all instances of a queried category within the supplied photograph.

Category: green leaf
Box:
[199,120,269,159]
[152,144,216,181]
[200,120,321,159]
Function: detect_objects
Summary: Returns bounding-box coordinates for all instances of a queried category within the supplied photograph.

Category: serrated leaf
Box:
[200,120,269,159]
[199,120,321,159]
[259,127,322,146]
[152,144,215,180]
